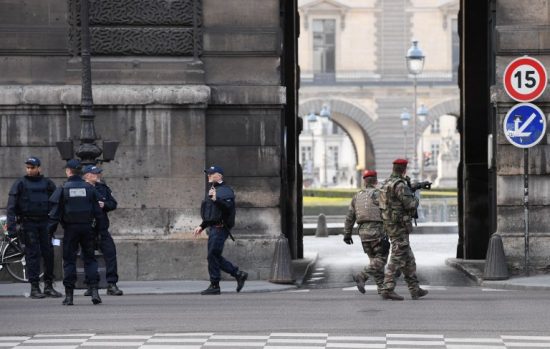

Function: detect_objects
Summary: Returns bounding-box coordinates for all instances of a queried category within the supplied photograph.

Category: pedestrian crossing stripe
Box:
[342,285,448,291]
[2,333,550,349]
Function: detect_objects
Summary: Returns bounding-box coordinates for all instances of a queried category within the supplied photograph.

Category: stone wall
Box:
[494,0,550,273]
[0,0,286,281]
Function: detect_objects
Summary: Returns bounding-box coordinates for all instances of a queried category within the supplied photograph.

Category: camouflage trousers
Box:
[381,222,420,295]
[358,222,389,292]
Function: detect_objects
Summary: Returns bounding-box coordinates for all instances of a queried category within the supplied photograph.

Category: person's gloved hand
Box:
[343,233,353,245]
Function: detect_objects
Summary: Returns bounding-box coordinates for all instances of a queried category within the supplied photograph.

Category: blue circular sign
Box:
[503,103,547,148]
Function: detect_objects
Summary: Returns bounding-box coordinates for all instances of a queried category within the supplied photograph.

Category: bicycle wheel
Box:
[2,241,28,282]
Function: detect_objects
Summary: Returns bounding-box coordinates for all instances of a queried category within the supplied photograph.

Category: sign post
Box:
[503,103,547,275]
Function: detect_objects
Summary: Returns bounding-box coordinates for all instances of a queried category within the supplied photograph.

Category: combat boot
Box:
[62,288,74,306]
[201,282,221,295]
[90,287,102,305]
[353,273,367,294]
[235,271,248,292]
[411,288,429,300]
[107,283,123,296]
[30,282,46,299]
[43,281,62,298]
[381,290,404,301]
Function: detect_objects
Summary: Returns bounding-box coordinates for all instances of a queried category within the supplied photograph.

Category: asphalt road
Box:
[1,234,548,341]
[0,287,549,337]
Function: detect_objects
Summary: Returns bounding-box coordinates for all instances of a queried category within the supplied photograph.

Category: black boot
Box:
[107,283,123,296]
[62,288,74,306]
[235,271,248,292]
[43,281,62,298]
[90,287,102,305]
[83,287,92,296]
[201,282,221,295]
[381,290,405,301]
[353,273,367,294]
[30,282,45,299]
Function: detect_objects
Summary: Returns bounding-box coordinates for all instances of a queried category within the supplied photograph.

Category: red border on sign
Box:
[503,57,547,102]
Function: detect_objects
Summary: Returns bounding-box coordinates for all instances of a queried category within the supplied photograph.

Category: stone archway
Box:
[299,98,377,172]
[418,98,460,135]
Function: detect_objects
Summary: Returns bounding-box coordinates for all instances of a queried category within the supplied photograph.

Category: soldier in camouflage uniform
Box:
[378,159,428,301]
[343,170,389,294]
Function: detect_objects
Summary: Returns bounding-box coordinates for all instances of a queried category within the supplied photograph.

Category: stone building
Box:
[298,0,460,184]
[0,0,300,280]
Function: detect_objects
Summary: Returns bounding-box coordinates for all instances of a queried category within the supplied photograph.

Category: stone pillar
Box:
[493,0,550,273]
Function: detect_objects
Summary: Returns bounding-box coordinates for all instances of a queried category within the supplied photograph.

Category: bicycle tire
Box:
[2,240,44,282]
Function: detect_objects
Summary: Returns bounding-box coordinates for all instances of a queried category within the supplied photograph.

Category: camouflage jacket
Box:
[379,174,418,225]
[344,184,382,235]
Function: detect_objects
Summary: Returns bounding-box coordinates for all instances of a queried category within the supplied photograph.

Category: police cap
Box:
[64,159,81,170]
[82,165,103,174]
[204,165,224,175]
[25,156,41,167]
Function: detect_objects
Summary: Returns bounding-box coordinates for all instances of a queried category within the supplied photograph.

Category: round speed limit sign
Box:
[503,56,548,102]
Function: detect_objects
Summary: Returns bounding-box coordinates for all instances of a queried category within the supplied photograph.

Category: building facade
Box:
[298,0,460,185]
[0,0,299,279]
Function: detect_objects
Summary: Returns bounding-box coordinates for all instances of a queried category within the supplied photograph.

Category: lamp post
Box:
[400,109,411,158]
[307,112,317,183]
[319,105,331,187]
[56,0,119,165]
[406,40,425,179]
[306,105,331,187]
[417,104,429,179]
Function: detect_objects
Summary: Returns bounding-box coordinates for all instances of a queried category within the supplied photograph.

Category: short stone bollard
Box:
[483,233,509,280]
[315,213,328,237]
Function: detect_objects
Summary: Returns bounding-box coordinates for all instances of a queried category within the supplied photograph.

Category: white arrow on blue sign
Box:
[503,103,547,148]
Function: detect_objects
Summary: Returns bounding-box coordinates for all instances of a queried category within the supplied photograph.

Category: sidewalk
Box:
[447,258,550,291]
[0,257,316,297]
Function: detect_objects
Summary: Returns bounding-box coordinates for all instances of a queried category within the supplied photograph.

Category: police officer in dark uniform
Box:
[193,165,248,295]
[48,159,104,305]
[82,165,123,296]
[6,157,62,298]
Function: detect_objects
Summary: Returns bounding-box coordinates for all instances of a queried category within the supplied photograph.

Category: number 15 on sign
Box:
[503,56,548,102]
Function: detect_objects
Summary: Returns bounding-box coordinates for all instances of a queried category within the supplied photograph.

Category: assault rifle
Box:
[405,177,432,225]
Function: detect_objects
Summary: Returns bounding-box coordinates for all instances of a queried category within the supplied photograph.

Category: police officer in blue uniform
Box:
[48,159,104,305]
[193,165,248,295]
[82,165,123,296]
[6,157,62,298]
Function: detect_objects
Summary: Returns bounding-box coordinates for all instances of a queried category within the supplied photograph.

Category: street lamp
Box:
[307,112,318,180]
[55,0,119,165]
[318,105,331,186]
[400,109,411,158]
[406,40,425,179]
[417,104,429,178]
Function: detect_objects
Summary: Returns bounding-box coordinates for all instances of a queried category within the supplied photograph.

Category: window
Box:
[313,19,336,79]
[431,119,440,134]
[301,146,312,163]
[431,143,440,166]
[328,145,339,170]
[451,18,459,81]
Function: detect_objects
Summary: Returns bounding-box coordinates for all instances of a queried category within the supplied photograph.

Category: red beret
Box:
[362,170,377,178]
[393,158,408,165]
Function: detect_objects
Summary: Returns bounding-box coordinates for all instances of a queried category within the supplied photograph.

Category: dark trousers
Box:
[62,224,98,289]
[22,221,55,283]
[207,226,238,283]
[98,229,119,284]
